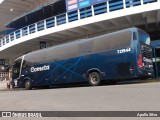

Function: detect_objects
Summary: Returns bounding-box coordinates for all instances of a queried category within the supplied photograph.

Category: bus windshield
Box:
[139,30,151,45]
[12,59,22,79]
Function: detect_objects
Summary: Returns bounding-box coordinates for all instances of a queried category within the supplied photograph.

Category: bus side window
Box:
[133,32,137,40]
[79,41,93,55]
[111,31,132,49]
[93,36,111,53]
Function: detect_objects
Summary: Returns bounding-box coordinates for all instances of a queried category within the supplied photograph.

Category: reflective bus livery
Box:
[11,28,154,89]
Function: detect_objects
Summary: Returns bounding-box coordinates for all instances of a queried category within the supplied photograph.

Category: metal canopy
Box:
[0,0,59,33]
[6,0,65,29]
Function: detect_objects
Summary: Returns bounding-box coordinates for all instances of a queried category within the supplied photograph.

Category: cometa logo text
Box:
[30,65,50,73]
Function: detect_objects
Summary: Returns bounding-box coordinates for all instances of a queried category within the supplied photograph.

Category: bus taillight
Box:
[138,54,143,68]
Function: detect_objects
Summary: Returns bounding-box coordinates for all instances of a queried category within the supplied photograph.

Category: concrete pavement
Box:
[0,80,160,120]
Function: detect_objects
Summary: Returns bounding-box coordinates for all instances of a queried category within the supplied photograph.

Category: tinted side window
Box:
[79,40,93,55]
[24,43,80,66]
[111,31,131,49]
[93,36,112,52]
[23,55,35,67]
[33,52,46,65]
[45,43,79,62]
[93,31,132,52]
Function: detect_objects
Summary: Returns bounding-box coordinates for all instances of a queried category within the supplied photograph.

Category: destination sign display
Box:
[66,0,108,12]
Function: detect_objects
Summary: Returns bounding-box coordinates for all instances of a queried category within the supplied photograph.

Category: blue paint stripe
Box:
[54,57,84,82]
[67,57,82,82]
[39,60,67,82]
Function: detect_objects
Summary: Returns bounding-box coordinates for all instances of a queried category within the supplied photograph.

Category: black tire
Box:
[25,80,32,90]
[88,72,101,86]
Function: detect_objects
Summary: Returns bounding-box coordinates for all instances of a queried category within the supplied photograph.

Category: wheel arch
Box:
[87,68,101,77]
[23,77,32,90]
[87,68,101,75]
[23,77,32,86]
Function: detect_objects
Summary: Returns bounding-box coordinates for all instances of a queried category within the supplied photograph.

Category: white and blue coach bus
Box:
[11,28,154,90]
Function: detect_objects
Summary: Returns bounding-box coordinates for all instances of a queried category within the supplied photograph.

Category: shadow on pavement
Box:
[2,78,160,91]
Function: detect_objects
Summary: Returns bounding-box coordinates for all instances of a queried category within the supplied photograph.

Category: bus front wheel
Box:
[25,80,32,90]
[88,72,101,86]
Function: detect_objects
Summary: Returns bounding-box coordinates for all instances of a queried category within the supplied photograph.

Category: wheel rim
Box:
[25,81,29,88]
[90,75,98,84]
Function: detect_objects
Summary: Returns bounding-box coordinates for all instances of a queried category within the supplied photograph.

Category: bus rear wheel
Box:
[88,72,101,86]
[25,80,32,90]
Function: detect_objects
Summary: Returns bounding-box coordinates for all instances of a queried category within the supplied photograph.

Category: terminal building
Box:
[0,0,160,80]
